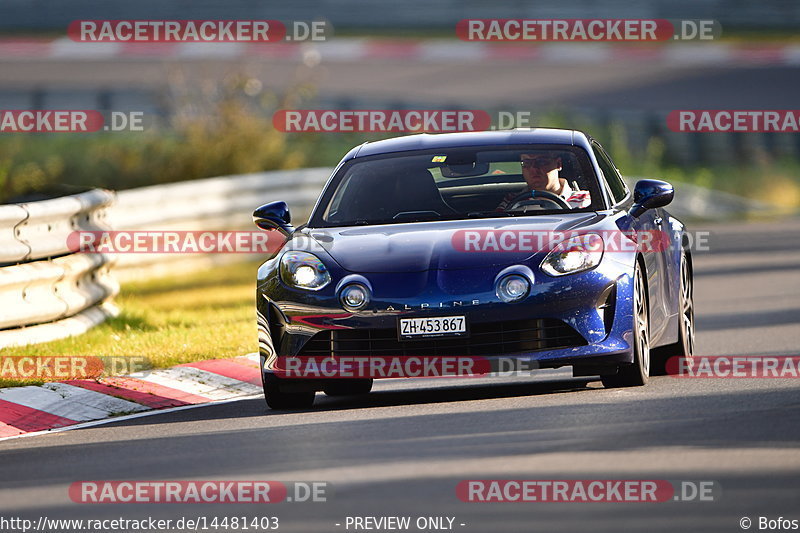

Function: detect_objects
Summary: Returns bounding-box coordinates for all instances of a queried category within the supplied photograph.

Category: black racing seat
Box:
[336,166,456,222]
[391,168,457,217]
[342,171,397,221]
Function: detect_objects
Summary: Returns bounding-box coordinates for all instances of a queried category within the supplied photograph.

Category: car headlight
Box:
[496,274,530,303]
[280,251,331,290]
[541,233,604,276]
[340,283,370,311]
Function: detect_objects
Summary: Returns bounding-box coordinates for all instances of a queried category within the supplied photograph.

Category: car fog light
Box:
[497,274,530,303]
[340,283,370,311]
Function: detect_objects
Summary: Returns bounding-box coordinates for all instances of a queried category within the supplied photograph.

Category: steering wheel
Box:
[504,190,570,211]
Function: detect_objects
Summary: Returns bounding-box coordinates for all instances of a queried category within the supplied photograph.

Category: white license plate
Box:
[399,316,467,339]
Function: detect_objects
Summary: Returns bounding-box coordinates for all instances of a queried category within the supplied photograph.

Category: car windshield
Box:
[310,146,604,228]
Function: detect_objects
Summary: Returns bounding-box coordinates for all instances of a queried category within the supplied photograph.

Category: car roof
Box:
[353,128,589,158]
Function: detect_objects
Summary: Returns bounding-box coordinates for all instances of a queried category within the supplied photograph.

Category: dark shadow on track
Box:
[1,383,799,492]
[86,375,600,427]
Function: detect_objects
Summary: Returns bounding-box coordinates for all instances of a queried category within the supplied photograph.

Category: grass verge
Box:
[0,260,261,388]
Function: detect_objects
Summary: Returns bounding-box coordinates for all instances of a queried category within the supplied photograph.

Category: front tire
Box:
[602,261,650,388]
[262,373,315,410]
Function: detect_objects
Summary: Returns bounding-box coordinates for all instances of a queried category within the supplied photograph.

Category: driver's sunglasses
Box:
[520,157,556,169]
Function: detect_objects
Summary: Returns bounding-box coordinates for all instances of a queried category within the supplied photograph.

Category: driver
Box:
[496,152,591,211]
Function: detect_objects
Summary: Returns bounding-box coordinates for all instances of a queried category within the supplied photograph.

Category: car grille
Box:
[297,318,586,357]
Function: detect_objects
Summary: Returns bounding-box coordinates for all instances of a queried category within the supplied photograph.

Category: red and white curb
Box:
[0,353,262,439]
[0,37,797,66]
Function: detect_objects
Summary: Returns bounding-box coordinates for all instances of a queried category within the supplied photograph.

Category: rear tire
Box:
[262,373,315,410]
[651,251,694,375]
[323,379,374,397]
[602,261,650,388]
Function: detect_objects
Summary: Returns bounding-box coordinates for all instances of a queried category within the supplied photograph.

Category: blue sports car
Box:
[254,129,694,409]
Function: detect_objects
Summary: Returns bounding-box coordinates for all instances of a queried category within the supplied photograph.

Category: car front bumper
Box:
[257,256,637,381]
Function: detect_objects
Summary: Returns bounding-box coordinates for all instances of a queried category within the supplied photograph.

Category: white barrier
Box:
[0,189,117,348]
[109,168,329,230]
[0,303,118,349]
[0,169,331,347]
[108,167,331,280]
[13,189,115,263]
[0,204,29,264]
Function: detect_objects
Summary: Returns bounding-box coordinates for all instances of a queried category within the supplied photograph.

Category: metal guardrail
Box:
[0,204,28,265]
[16,189,114,262]
[108,167,331,280]
[0,189,118,348]
[0,168,331,347]
[109,167,329,230]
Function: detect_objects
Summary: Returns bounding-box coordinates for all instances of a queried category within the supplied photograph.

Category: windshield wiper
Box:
[393,211,443,222]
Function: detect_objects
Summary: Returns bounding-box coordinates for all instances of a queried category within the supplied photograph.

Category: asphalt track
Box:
[2,57,799,109]
[0,217,798,532]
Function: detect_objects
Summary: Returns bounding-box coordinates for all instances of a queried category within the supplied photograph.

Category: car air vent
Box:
[297,318,586,358]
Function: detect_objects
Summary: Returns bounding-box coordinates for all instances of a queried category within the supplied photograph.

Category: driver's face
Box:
[520,154,562,192]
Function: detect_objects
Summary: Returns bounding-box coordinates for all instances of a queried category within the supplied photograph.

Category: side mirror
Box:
[630,179,674,218]
[253,201,293,235]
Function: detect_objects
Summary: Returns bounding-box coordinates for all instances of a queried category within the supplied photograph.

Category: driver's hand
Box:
[495,189,527,212]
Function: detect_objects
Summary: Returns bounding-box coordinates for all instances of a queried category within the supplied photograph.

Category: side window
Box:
[324,173,356,221]
[592,144,628,204]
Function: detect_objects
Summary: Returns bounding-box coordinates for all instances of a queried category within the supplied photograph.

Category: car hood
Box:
[303,214,602,273]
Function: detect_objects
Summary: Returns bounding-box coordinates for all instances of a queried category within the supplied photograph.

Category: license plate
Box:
[398,316,467,339]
